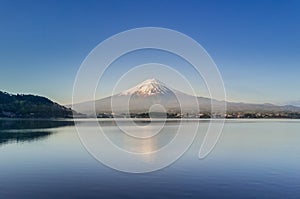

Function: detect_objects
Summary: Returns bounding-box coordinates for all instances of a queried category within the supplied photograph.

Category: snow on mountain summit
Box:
[119,79,174,96]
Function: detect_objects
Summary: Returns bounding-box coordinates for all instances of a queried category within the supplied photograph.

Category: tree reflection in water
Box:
[0,119,74,145]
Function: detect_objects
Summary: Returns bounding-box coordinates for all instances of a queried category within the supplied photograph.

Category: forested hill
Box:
[0,91,73,118]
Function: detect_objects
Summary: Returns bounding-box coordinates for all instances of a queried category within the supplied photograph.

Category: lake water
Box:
[1,119,300,198]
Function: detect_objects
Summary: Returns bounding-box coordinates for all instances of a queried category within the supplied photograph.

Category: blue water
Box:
[0,119,300,198]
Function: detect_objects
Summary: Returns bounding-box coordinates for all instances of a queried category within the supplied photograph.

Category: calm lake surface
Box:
[1,119,300,198]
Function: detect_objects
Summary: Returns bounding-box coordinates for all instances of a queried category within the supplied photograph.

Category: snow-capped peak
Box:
[119,78,174,96]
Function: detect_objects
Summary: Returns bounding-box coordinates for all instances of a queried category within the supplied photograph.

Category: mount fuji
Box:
[72,79,204,114]
[71,78,300,115]
[118,79,174,97]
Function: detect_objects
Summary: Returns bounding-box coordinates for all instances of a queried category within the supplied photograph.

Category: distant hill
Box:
[0,91,74,118]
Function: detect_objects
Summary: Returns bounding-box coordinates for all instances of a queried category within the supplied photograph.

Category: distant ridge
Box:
[0,91,74,118]
[72,79,300,117]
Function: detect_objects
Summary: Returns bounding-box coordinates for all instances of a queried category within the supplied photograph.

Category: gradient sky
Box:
[0,0,300,105]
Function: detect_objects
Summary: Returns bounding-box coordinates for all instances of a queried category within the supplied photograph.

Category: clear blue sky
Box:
[0,0,299,105]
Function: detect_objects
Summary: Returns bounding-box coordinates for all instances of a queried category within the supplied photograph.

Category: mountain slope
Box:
[72,79,199,114]
[119,79,175,96]
[0,91,74,118]
[72,79,300,115]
